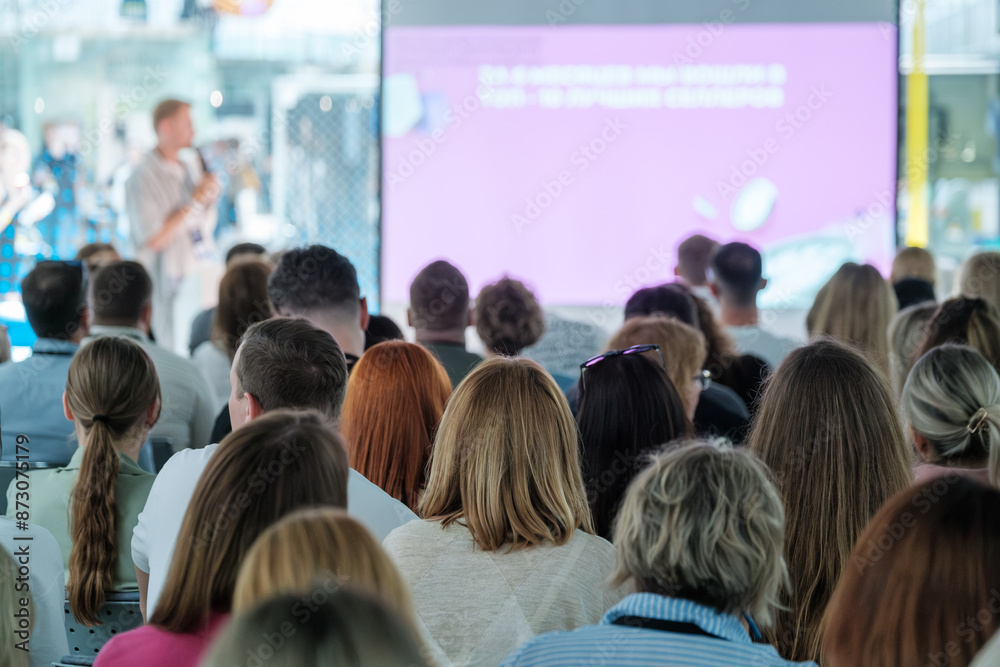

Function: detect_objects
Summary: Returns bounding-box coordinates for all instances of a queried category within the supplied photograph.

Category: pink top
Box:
[93,612,228,667]
[913,462,991,487]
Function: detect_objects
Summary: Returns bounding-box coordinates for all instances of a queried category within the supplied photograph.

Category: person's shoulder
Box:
[156,443,218,481]
[499,627,592,666]
[383,519,447,549]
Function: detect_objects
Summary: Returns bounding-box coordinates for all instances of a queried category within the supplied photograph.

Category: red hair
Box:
[341,341,451,510]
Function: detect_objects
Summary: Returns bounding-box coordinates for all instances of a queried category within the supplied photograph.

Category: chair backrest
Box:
[63,592,142,660]
[150,437,174,473]
[0,461,60,515]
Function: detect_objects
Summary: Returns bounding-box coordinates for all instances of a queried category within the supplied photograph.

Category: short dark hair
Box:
[225,242,267,266]
[676,234,719,286]
[268,245,360,318]
[21,261,86,340]
[235,318,350,423]
[475,277,545,356]
[711,242,763,307]
[624,284,698,328]
[364,314,405,350]
[152,99,190,133]
[89,261,153,326]
[409,260,470,332]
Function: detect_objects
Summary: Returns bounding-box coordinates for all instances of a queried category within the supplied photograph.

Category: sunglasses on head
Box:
[580,344,666,390]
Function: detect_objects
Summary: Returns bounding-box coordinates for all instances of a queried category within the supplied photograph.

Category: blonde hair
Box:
[891,246,936,284]
[887,301,937,397]
[807,263,897,372]
[957,251,1000,312]
[613,442,787,627]
[0,548,29,667]
[748,338,912,662]
[418,356,594,551]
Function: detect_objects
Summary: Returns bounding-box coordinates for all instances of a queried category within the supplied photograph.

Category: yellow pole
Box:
[905,0,929,247]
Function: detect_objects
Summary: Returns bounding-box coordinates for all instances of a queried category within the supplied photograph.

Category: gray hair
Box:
[612,441,787,627]
[888,301,938,397]
[902,344,1000,479]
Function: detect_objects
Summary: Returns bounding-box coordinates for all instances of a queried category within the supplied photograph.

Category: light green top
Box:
[6,447,155,591]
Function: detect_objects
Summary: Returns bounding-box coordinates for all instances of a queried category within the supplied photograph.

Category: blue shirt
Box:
[0,338,77,464]
[501,593,817,667]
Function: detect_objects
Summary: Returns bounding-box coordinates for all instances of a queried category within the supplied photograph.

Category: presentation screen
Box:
[381,6,898,310]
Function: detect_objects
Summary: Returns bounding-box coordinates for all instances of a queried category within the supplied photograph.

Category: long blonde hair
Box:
[66,336,160,626]
[418,356,593,551]
[748,338,912,662]
[0,547,29,667]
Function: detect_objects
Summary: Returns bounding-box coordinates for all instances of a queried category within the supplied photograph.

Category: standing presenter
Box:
[126,99,220,351]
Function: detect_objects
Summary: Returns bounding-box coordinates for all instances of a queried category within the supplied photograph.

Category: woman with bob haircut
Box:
[748,338,912,663]
[340,341,452,510]
[202,588,430,667]
[824,478,1000,666]
[576,347,690,539]
[903,344,1000,485]
[914,296,1000,377]
[806,262,897,372]
[383,356,622,667]
[93,410,349,667]
[503,443,815,666]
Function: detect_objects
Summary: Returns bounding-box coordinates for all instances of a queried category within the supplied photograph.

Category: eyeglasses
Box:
[693,369,712,392]
[580,344,665,390]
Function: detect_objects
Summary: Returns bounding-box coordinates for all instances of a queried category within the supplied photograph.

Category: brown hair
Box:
[824,478,1000,666]
[475,277,545,356]
[806,263,897,372]
[341,341,451,510]
[419,356,593,550]
[211,261,274,361]
[915,297,1000,377]
[89,261,153,327]
[152,99,190,133]
[748,338,913,662]
[409,260,471,332]
[149,410,349,634]
[67,336,160,626]
[891,246,936,284]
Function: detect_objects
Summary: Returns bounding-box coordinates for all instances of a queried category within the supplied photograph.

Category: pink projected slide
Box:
[382,24,897,308]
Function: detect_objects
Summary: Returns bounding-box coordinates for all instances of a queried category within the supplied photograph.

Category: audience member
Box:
[341,341,451,511]
[96,410,349,666]
[475,277,545,356]
[0,547,28,667]
[577,347,690,538]
[915,296,1000,376]
[364,313,405,349]
[624,283,698,327]
[503,443,813,667]
[674,233,719,305]
[0,517,68,667]
[202,589,430,667]
[384,357,623,666]
[408,259,482,387]
[806,262,897,372]
[75,242,121,275]
[957,251,1000,313]
[748,338,912,662]
[0,261,87,463]
[891,246,937,309]
[192,260,273,409]
[709,242,797,367]
[903,344,999,485]
[187,242,268,355]
[887,300,937,397]
[132,318,416,619]
[87,261,215,453]
[824,478,1000,666]
[12,337,158,619]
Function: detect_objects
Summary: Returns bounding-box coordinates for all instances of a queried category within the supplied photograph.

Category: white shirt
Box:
[86,326,216,453]
[132,442,418,618]
[192,341,232,412]
[0,518,69,667]
[727,325,799,368]
[383,520,624,667]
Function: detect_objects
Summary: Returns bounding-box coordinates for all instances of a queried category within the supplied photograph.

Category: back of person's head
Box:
[364,314,405,349]
[234,318,349,424]
[341,341,451,510]
[916,296,1000,377]
[89,261,153,327]
[202,588,429,667]
[409,260,471,332]
[887,300,938,397]
[824,478,1000,666]
[613,442,787,628]
[577,351,690,538]
[212,261,274,361]
[747,337,912,662]
[806,262,897,372]
[891,246,936,284]
[903,344,1000,474]
[268,245,361,320]
[624,284,697,327]
[475,277,545,356]
[150,410,349,634]
[21,260,86,340]
[66,336,160,625]
[606,315,707,418]
[225,242,267,267]
[419,356,592,550]
[75,243,121,275]
[709,242,764,307]
[0,547,29,667]
[957,251,1000,313]
[675,234,719,287]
